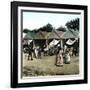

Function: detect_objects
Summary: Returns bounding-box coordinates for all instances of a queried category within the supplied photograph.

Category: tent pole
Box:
[61,39,63,49]
[46,39,48,47]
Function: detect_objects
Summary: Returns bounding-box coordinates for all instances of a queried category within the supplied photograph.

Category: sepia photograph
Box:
[22,10,80,77]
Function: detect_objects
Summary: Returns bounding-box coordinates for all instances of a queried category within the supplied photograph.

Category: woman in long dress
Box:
[55,48,64,66]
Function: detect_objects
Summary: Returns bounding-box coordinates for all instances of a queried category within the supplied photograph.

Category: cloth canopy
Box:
[66,39,77,45]
[24,32,35,40]
[62,29,79,39]
[49,39,60,47]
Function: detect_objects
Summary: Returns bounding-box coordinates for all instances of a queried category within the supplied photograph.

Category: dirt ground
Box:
[22,53,79,77]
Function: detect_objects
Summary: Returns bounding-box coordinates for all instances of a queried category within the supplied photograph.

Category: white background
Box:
[0,0,89,90]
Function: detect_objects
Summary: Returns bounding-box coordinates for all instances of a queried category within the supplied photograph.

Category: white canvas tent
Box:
[49,39,60,47]
[62,29,79,39]
[66,39,77,45]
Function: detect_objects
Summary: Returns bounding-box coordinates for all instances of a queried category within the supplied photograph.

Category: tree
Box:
[38,23,53,32]
[23,29,31,33]
[65,18,79,31]
[56,26,66,32]
[23,23,54,33]
[32,29,39,33]
[23,28,38,34]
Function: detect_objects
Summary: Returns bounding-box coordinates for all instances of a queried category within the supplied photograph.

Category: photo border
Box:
[11,1,88,88]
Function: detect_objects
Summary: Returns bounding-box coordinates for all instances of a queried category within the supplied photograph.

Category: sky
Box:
[23,11,80,30]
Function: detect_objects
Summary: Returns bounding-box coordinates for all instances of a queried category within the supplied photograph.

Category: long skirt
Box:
[56,54,64,66]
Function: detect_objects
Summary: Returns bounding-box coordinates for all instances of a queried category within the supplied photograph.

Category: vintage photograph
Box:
[11,1,87,88]
[22,11,80,77]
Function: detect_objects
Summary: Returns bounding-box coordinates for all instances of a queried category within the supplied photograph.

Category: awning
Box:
[66,39,77,45]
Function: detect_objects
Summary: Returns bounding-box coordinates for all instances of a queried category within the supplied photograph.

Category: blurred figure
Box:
[64,45,67,53]
[69,47,73,56]
[34,46,39,59]
[28,45,33,60]
[38,46,42,59]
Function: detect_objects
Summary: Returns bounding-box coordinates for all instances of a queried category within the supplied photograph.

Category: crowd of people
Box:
[23,41,79,67]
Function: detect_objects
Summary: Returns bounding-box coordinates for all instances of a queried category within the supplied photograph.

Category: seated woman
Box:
[64,51,71,64]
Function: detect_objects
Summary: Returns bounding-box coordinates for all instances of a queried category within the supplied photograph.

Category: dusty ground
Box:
[22,53,79,77]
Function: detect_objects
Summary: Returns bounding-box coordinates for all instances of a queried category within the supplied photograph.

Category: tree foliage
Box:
[65,18,79,31]
[56,26,66,32]
[23,29,30,33]
[38,23,53,32]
